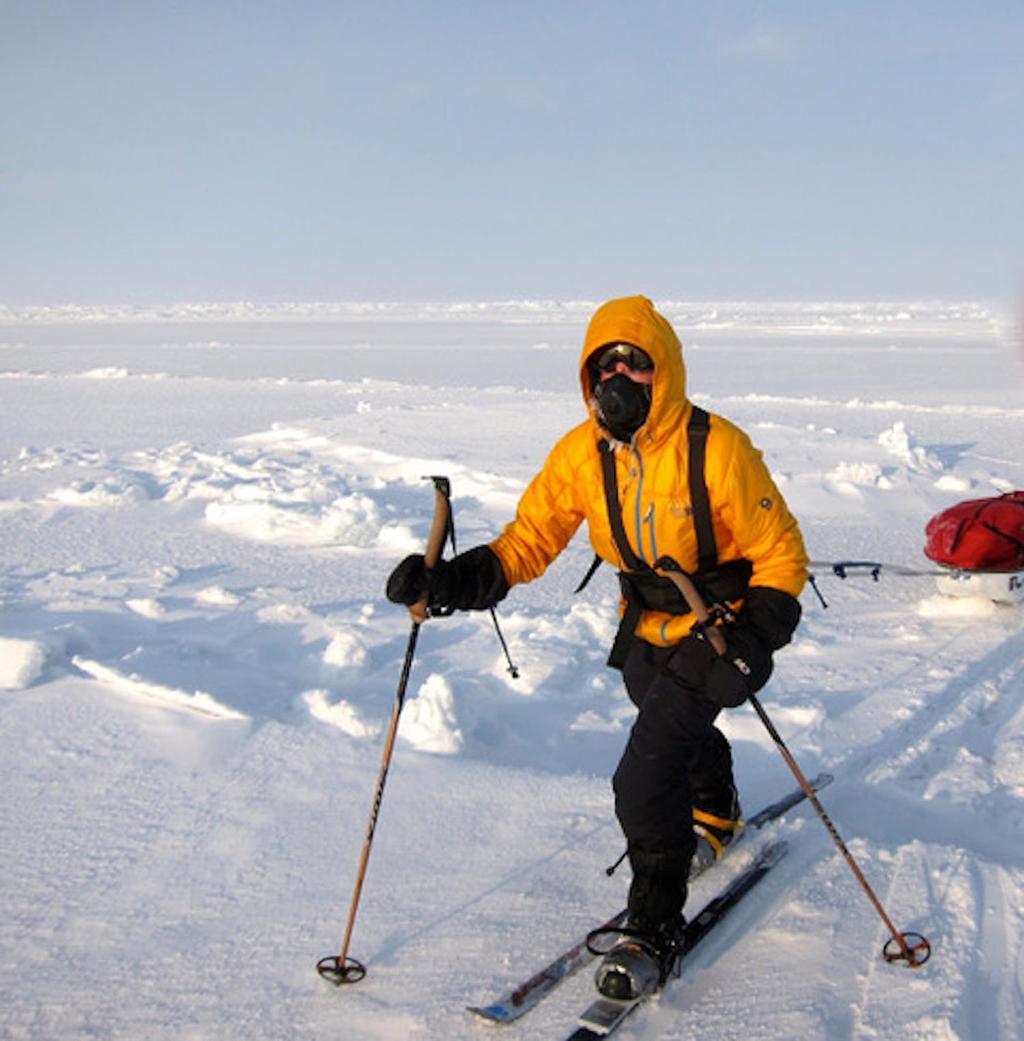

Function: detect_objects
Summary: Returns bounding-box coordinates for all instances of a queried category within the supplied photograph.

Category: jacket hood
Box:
[579,295,688,443]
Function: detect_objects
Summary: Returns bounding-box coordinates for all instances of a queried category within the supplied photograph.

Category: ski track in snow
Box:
[0,305,1022,1040]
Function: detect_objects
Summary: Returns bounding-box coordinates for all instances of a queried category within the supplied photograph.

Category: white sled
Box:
[935,569,1024,605]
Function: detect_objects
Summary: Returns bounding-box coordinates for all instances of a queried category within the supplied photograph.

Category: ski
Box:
[467,773,830,1024]
[571,839,788,1039]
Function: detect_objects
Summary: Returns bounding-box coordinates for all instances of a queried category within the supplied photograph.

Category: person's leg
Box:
[613,637,721,927]
[690,725,743,859]
[691,723,742,819]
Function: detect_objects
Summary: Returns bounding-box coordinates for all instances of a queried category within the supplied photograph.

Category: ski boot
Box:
[590,847,689,1001]
[592,915,685,1000]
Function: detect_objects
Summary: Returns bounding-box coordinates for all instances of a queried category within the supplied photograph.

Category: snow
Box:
[0,636,47,689]
[0,300,1022,1040]
[397,673,464,755]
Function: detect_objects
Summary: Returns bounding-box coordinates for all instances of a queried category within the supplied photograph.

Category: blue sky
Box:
[2,1,1022,303]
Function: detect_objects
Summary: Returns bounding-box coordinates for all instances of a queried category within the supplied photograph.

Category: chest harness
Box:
[579,406,752,669]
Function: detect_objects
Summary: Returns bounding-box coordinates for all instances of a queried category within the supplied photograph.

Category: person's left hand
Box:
[704,623,773,707]
[703,586,802,707]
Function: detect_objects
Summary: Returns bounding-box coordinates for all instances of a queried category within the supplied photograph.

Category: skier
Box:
[386,295,808,999]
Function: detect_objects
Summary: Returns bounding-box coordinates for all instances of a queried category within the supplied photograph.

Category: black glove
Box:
[704,587,802,708]
[741,586,803,651]
[385,545,509,614]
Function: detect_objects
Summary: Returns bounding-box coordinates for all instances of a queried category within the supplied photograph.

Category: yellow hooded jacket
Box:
[489,295,808,647]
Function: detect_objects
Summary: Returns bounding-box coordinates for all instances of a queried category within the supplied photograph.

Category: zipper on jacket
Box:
[644,503,659,562]
[632,446,647,564]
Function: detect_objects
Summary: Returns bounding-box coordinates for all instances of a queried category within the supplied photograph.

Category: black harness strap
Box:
[572,553,605,595]
[687,407,718,572]
[597,438,648,668]
[598,439,646,571]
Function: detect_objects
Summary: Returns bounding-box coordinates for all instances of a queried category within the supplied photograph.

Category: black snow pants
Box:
[612,635,737,921]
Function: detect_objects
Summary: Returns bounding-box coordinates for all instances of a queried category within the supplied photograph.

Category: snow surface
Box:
[1,301,1022,1040]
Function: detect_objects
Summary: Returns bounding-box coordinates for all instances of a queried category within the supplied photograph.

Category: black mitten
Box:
[742,586,802,651]
[385,545,509,614]
[385,554,431,606]
[703,588,802,707]
[704,625,773,707]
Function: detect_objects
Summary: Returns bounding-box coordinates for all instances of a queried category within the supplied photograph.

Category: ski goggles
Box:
[592,342,654,374]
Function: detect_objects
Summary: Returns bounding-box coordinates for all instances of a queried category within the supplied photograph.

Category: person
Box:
[386,295,808,998]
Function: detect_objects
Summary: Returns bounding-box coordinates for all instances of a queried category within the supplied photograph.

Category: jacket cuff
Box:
[742,587,802,651]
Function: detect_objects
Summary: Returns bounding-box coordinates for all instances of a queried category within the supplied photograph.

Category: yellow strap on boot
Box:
[692,809,745,860]
[692,808,744,833]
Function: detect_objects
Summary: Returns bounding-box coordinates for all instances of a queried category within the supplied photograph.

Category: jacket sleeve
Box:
[716,426,808,599]
[489,432,586,588]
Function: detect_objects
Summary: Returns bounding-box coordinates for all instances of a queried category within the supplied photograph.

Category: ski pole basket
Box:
[882,932,931,968]
[316,954,367,985]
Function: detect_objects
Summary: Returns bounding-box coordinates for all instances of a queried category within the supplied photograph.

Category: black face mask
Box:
[593,373,652,441]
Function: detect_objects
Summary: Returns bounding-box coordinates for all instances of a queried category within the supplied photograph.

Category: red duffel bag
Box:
[924,492,1024,571]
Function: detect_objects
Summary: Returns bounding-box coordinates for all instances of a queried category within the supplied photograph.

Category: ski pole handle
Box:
[408,477,452,624]
[655,563,727,655]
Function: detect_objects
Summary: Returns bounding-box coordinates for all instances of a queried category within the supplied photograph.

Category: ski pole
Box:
[489,606,520,679]
[745,693,930,967]
[654,561,931,969]
[316,476,453,986]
